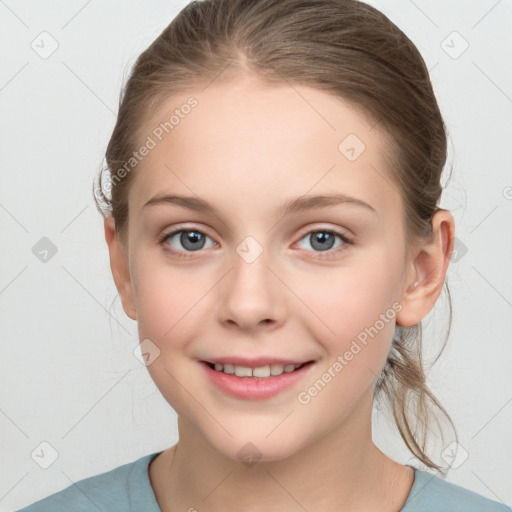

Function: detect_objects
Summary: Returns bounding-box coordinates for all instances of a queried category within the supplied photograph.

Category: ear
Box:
[104,216,137,320]
[395,209,455,327]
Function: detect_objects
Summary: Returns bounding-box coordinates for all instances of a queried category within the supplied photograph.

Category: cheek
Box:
[130,255,204,353]
[299,256,401,343]
[292,263,401,428]
[131,261,211,412]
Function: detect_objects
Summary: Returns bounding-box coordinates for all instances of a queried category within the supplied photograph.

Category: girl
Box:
[16,0,511,510]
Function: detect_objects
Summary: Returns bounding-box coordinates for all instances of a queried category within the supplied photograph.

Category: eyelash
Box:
[158,226,353,260]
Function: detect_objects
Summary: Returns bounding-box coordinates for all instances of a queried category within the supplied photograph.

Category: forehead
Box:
[128,75,400,220]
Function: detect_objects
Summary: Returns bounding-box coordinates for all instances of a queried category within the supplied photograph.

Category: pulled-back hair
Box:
[93,0,456,473]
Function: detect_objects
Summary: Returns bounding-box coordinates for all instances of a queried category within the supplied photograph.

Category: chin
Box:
[201,423,309,465]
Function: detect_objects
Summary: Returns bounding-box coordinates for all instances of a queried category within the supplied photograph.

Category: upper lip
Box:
[201,357,314,368]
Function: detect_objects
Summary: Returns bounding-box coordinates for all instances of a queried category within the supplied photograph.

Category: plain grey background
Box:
[1,0,511,510]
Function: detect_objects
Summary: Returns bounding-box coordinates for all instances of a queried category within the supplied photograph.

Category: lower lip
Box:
[200,361,315,400]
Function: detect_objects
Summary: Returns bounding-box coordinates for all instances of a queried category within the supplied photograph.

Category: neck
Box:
[149,392,413,512]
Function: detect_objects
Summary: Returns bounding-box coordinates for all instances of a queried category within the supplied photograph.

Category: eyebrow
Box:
[142,193,377,215]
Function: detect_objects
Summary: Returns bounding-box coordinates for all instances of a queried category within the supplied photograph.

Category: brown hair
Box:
[93,0,456,473]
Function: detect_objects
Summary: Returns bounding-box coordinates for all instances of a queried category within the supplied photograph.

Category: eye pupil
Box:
[311,231,335,251]
[181,230,205,251]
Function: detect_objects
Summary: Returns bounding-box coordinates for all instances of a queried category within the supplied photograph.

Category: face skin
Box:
[104,72,455,512]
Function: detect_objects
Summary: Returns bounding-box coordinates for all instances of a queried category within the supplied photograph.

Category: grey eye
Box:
[163,229,215,252]
[297,230,345,252]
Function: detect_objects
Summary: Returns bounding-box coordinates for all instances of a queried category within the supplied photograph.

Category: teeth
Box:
[235,366,252,377]
[270,364,284,376]
[252,365,271,378]
[209,362,304,378]
[223,363,235,374]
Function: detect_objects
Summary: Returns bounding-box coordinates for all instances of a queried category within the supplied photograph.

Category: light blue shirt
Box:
[15,451,511,511]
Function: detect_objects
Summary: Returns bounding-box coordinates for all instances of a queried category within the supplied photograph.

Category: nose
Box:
[216,244,286,332]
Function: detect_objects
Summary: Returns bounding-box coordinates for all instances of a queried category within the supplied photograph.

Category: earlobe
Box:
[104,216,137,321]
[395,210,455,327]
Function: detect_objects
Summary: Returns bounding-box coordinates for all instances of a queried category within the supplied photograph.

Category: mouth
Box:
[202,360,314,378]
[199,359,316,401]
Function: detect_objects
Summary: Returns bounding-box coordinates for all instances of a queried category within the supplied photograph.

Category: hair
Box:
[93,0,457,473]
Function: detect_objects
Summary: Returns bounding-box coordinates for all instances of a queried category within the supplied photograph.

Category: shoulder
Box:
[14,452,162,512]
[401,468,511,512]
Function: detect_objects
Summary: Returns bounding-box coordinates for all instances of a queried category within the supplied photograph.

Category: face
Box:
[110,73,418,462]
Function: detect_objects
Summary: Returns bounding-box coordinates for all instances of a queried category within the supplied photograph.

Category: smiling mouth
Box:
[202,361,314,378]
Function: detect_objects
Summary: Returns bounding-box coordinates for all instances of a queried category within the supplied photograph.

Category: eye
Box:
[159,227,217,257]
[158,226,352,260]
[295,229,351,259]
